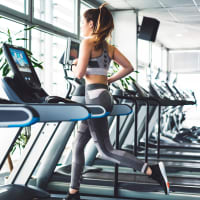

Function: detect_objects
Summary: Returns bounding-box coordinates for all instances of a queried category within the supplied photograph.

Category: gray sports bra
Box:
[86,46,111,76]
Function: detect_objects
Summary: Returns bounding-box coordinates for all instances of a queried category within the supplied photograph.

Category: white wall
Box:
[112,10,137,68]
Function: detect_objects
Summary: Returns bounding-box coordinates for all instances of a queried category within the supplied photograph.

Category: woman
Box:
[65,4,170,200]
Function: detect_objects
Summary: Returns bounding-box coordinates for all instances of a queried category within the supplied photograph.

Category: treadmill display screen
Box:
[68,40,80,62]
[9,48,32,73]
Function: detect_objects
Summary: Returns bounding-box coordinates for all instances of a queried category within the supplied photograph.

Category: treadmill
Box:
[1,43,134,200]
[46,79,200,199]
[120,79,200,170]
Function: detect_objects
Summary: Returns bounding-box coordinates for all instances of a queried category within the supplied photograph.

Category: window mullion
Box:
[76,0,81,39]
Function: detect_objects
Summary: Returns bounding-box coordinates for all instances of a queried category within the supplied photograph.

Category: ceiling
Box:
[93,0,200,50]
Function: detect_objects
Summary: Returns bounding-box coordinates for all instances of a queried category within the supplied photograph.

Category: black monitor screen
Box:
[9,48,32,73]
[66,38,80,64]
[69,41,79,60]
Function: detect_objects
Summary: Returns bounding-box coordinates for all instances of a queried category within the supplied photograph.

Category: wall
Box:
[112,10,137,68]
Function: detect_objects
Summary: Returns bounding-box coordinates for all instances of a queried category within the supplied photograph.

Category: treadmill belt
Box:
[40,195,139,200]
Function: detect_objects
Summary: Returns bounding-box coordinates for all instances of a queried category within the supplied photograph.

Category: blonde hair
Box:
[84,3,114,50]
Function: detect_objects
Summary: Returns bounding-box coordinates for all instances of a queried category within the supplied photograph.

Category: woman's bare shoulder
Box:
[106,42,115,59]
[81,37,95,47]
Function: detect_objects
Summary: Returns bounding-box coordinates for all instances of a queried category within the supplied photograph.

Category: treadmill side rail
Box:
[0,104,39,127]
[29,103,90,121]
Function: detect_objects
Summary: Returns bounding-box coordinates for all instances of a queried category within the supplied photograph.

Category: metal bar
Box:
[27,0,33,50]
[76,0,81,38]
[157,104,161,159]
[0,5,29,22]
[114,115,120,197]
[82,0,101,7]
[134,100,138,157]
[145,101,149,163]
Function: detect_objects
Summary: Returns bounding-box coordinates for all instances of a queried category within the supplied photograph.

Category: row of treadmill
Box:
[0,42,199,200]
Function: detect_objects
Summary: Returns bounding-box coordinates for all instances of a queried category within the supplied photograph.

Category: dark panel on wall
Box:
[139,16,160,42]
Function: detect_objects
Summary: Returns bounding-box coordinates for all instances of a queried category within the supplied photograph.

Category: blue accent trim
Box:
[8,117,39,127]
[69,113,91,121]
[90,111,110,119]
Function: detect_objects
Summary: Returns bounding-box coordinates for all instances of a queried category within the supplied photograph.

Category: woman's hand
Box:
[72,58,78,73]
[72,58,78,65]
[71,58,78,75]
[107,77,112,84]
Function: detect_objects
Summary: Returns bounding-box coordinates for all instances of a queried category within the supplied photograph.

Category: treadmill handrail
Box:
[110,104,132,116]
[0,104,39,127]
[28,103,90,122]
[113,95,195,106]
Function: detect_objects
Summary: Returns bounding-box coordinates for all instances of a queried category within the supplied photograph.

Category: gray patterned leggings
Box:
[70,83,147,189]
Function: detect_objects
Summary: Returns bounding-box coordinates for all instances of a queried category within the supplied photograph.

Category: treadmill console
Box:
[66,37,80,65]
[3,43,41,90]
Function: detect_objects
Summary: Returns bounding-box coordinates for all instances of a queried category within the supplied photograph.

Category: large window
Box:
[34,0,77,33]
[152,44,162,69]
[0,17,25,98]
[138,39,150,65]
[0,18,25,47]
[31,29,67,97]
[81,0,93,16]
[0,0,99,174]
[1,0,26,13]
[80,0,93,37]
[0,0,97,98]
[169,50,200,73]
[162,48,168,71]
[137,40,168,85]
[137,39,150,86]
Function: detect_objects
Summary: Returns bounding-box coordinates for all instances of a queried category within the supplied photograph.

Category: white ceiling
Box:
[94,0,200,50]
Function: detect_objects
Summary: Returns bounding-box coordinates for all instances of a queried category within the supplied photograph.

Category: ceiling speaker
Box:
[139,17,160,42]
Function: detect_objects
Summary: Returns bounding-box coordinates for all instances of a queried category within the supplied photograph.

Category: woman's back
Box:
[85,39,114,84]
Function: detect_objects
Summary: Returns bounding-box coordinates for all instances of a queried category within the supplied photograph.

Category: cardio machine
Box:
[0,94,91,200]
[1,42,132,200]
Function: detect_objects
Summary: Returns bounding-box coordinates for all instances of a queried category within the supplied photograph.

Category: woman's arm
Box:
[108,46,134,84]
[72,39,92,79]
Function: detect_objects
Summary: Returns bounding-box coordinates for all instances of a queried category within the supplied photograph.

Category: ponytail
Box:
[84,3,114,50]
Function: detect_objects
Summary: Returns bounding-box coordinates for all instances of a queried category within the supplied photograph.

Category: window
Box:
[0,18,25,98]
[80,1,92,17]
[152,44,162,69]
[0,18,25,47]
[34,0,77,33]
[1,0,26,13]
[138,39,150,86]
[162,48,168,71]
[0,0,98,170]
[138,39,150,65]
[31,29,67,97]
[169,50,200,73]
[80,0,93,37]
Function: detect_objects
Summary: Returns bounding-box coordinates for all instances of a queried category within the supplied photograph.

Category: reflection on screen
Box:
[9,48,32,73]
[69,41,79,61]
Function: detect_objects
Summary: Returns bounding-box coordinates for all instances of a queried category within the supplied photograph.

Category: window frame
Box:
[0,0,99,51]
